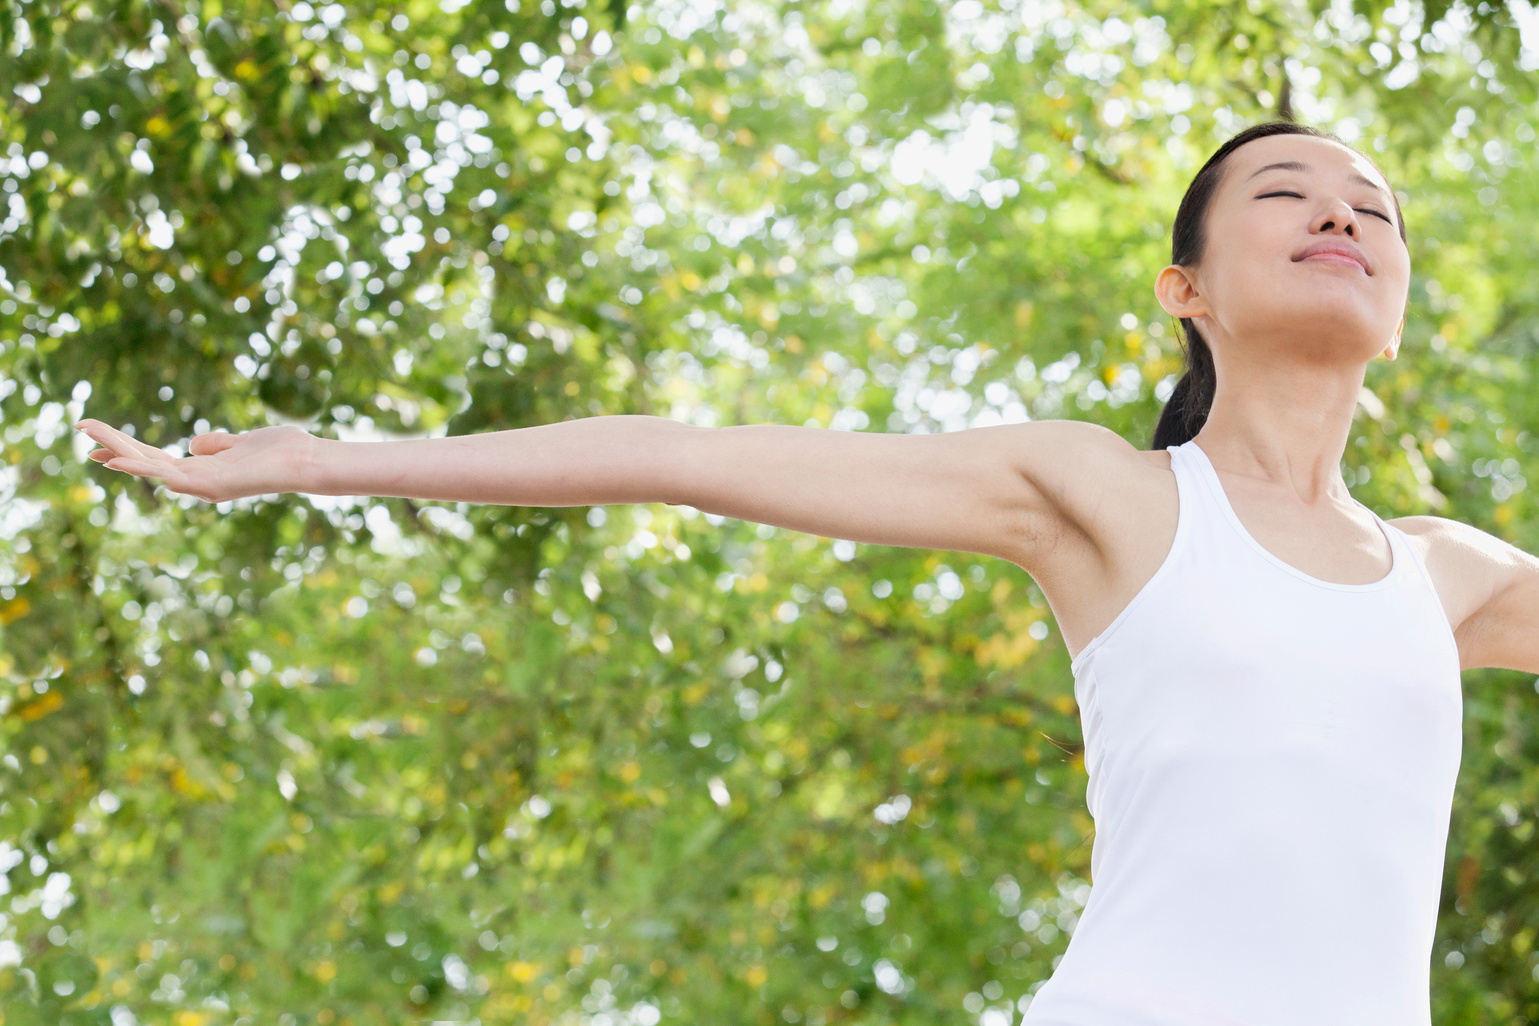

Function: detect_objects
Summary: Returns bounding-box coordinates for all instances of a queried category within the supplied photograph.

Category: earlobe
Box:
[1382,321,1404,362]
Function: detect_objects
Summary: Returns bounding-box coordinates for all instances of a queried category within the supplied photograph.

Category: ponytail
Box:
[1151,322,1216,450]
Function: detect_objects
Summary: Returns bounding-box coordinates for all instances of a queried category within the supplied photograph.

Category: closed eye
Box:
[1256,191,1394,224]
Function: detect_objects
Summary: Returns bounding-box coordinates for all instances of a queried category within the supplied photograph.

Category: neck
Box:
[1191,356,1366,503]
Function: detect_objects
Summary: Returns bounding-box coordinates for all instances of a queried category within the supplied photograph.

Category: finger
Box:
[77,420,167,462]
[87,448,114,463]
[103,456,166,476]
[188,431,239,456]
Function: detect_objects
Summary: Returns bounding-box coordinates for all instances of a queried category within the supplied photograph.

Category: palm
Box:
[76,419,313,503]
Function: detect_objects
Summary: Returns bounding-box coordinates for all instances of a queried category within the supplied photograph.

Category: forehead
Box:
[1221,134,1392,196]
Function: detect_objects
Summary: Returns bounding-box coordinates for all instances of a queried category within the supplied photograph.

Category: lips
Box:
[1294,241,1371,274]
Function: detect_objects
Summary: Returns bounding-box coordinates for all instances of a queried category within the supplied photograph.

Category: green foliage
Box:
[0,0,1536,1023]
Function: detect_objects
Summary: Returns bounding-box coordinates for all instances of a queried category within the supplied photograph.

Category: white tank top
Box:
[1022,440,1463,1026]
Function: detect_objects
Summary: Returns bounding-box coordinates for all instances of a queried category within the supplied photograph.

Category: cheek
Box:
[1383,251,1412,304]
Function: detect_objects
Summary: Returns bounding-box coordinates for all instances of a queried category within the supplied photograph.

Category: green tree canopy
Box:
[0,0,1537,1023]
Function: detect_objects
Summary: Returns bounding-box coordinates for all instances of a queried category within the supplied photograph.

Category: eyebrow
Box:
[1247,161,1389,200]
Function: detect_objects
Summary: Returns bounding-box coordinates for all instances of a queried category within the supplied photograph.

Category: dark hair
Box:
[1150,122,1407,449]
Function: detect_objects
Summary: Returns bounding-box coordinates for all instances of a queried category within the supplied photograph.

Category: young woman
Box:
[79,122,1539,1024]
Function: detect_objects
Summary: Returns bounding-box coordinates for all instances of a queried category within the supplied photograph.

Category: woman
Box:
[80,122,1539,1024]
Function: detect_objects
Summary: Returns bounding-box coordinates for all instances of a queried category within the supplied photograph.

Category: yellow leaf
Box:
[0,597,30,624]
[171,766,208,798]
[13,691,62,722]
[974,631,1039,669]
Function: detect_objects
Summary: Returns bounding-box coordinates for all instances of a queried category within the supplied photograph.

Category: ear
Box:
[1154,265,1207,321]
[1381,318,1405,362]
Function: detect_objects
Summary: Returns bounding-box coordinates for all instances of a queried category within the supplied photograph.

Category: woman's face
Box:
[1164,134,1412,367]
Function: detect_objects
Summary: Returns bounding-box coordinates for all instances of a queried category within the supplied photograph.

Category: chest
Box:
[1217,473,1394,587]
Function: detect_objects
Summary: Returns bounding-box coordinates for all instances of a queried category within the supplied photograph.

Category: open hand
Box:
[76,419,319,503]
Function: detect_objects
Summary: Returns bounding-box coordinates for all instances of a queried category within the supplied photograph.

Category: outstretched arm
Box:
[77,415,1126,568]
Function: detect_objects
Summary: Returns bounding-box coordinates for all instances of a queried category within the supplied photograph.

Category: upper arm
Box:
[1402,516,1539,673]
[670,419,1135,568]
[1461,543,1539,674]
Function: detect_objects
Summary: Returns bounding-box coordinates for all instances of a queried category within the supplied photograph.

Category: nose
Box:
[1312,198,1361,239]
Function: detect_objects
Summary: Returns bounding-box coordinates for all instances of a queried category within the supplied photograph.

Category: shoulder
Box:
[960,419,1166,480]
[1389,514,1516,564]
[958,420,1172,523]
[1391,515,1539,673]
[1386,514,1517,628]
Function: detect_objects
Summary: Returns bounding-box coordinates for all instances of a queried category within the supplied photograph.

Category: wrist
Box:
[296,433,337,495]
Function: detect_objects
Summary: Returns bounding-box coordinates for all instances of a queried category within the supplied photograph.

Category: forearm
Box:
[306,415,696,506]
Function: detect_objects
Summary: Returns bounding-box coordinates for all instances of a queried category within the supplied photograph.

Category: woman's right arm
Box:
[77,414,1135,568]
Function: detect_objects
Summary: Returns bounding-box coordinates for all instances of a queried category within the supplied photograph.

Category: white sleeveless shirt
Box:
[1022,440,1463,1026]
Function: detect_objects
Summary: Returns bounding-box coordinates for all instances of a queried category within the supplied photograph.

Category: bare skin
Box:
[76,135,1539,675]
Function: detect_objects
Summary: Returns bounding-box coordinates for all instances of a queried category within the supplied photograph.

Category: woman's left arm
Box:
[1406,516,1539,673]
[1462,548,1539,674]
[1394,517,1538,673]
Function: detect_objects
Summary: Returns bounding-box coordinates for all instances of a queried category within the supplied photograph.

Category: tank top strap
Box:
[1376,513,1456,621]
[1165,440,1233,528]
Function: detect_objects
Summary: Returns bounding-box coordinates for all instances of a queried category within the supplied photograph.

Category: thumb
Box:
[189,431,240,456]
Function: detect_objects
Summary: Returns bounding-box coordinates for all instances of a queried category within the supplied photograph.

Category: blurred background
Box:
[0,0,1537,1023]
